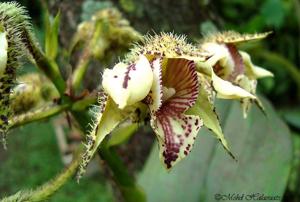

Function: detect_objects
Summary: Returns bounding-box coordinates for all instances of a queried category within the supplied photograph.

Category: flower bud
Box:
[0,2,33,147]
[102,55,153,109]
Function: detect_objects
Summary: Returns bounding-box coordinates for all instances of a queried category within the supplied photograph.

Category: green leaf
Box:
[107,123,138,147]
[44,11,60,60]
[138,98,292,202]
[287,133,300,193]
[260,0,285,29]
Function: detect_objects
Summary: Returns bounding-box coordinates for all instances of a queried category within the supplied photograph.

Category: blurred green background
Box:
[0,0,299,201]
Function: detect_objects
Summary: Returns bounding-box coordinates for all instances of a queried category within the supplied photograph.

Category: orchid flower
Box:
[197,31,273,117]
[77,32,274,178]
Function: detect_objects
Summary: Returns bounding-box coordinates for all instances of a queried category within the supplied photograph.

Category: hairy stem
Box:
[9,104,69,128]
[10,94,97,129]
[22,29,66,95]
[1,152,81,202]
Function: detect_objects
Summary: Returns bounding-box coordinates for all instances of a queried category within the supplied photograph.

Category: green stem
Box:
[1,152,81,202]
[9,104,69,128]
[10,95,97,129]
[71,95,97,111]
[71,50,92,91]
[98,143,146,202]
[71,21,104,91]
[27,156,80,202]
[23,29,66,95]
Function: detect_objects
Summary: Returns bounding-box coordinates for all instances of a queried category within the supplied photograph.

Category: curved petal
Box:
[201,43,232,68]
[102,55,153,109]
[162,58,199,113]
[201,43,245,79]
[202,31,271,44]
[211,69,256,99]
[147,58,163,113]
[151,113,202,169]
[150,58,201,169]
[240,51,273,79]
[0,30,8,76]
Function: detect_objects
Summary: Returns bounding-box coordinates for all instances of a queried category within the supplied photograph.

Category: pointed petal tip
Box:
[153,113,203,170]
[253,66,274,78]
[212,72,256,99]
[219,140,237,161]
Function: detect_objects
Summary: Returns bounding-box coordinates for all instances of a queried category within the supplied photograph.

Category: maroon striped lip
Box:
[149,57,201,169]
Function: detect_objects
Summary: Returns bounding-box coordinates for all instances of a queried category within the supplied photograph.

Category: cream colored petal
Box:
[151,113,203,170]
[252,65,274,78]
[0,30,8,76]
[240,51,273,79]
[199,43,235,78]
[211,69,256,99]
[148,58,163,113]
[201,43,231,67]
[102,55,153,109]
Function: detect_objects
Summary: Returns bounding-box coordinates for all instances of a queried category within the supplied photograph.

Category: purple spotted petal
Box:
[150,58,202,169]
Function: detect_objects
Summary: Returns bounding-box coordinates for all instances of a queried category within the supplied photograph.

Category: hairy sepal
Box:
[77,93,124,180]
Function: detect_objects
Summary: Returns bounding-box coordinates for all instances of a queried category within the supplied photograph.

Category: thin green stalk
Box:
[1,151,81,202]
[10,95,97,129]
[98,142,146,202]
[71,95,97,111]
[23,29,66,95]
[71,50,92,91]
[71,21,103,91]
[9,104,69,128]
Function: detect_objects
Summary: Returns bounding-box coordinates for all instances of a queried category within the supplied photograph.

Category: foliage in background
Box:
[0,122,113,202]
